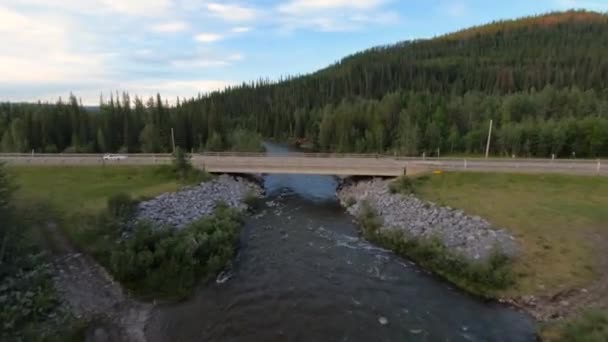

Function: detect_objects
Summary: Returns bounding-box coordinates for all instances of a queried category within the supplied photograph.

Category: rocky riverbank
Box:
[136,175,263,229]
[337,178,518,263]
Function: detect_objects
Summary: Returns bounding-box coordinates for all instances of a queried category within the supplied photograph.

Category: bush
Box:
[107,192,137,221]
[172,147,191,177]
[228,129,263,152]
[345,197,356,207]
[561,310,608,342]
[357,204,514,297]
[0,164,64,339]
[156,148,212,184]
[0,252,59,339]
[243,190,261,209]
[389,176,416,194]
[358,201,382,232]
[108,204,242,299]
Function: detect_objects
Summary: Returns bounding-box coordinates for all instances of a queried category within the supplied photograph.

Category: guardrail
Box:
[0,152,603,176]
[0,152,602,164]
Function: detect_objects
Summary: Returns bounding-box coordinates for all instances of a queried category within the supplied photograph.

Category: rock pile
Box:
[136,175,263,229]
[337,179,518,262]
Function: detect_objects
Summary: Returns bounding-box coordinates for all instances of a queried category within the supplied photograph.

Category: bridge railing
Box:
[195,152,602,163]
[0,152,602,162]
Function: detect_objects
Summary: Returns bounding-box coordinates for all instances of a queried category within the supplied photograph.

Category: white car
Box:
[102,154,128,161]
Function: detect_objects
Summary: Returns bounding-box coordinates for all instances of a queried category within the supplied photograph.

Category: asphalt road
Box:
[0,153,605,177]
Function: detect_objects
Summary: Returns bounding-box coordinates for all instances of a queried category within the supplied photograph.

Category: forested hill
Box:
[2,10,608,157]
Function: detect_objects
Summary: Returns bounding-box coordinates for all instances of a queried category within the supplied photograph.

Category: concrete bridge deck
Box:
[0,153,605,177]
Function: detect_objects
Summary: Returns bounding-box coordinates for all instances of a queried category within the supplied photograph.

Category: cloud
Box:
[150,21,188,33]
[171,59,229,68]
[227,53,244,61]
[275,0,397,32]
[278,0,387,14]
[170,52,244,68]
[0,0,403,104]
[206,3,257,22]
[9,0,175,16]
[99,0,173,16]
[555,0,608,11]
[231,26,252,33]
[7,80,237,106]
[116,80,237,103]
[441,1,468,17]
[0,5,108,84]
[194,33,224,43]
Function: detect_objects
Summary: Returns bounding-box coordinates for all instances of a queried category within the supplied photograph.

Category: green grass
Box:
[9,166,182,215]
[414,172,608,298]
[542,310,608,341]
[8,166,242,301]
[7,165,184,283]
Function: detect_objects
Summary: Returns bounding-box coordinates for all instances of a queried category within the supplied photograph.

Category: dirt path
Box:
[44,223,152,342]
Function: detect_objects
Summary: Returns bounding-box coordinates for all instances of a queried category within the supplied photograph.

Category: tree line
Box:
[1,11,607,157]
[0,94,262,154]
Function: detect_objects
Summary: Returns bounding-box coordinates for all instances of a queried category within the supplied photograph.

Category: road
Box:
[0,153,605,177]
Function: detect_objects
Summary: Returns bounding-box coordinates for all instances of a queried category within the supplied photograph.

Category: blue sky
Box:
[1,0,607,105]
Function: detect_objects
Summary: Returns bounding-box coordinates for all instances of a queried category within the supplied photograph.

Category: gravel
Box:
[337,178,518,262]
[135,175,263,229]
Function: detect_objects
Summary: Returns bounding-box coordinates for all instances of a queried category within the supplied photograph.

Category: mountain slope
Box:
[175,10,608,156]
[1,11,607,157]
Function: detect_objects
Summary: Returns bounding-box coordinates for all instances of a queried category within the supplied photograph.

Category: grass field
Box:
[415,172,608,297]
[9,166,182,215]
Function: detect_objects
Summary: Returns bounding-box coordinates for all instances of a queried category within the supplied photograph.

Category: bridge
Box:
[0,153,605,177]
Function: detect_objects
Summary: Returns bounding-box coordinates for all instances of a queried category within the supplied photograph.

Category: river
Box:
[146,143,535,341]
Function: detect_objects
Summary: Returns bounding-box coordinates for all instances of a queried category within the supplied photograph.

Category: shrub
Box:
[389,176,416,194]
[345,197,356,207]
[181,167,212,184]
[0,252,59,339]
[357,204,514,297]
[172,147,191,177]
[561,310,608,342]
[108,205,242,299]
[156,148,212,184]
[0,164,64,339]
[228,129,264,152]
[0,162,17,265]
[243,190,261,209]
[358,201,382,232]
[107,192,137,221]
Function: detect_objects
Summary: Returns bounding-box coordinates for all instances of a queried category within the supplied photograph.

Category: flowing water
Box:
[146,143,535,342]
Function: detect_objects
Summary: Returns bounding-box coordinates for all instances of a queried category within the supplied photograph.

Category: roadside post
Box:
[485,119,493,159]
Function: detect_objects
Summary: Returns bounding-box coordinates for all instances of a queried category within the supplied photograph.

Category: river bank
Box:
[337,173,608,339]
[54,174,262,340]
[135,174,263,228]
[337,178,519,297]
[7,163,537,341]
[6,166,263,340]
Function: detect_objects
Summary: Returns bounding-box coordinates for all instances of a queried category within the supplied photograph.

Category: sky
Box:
[1,0,607,105]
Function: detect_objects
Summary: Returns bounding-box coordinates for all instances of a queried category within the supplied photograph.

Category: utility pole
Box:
[171,128,176,154]
[485,119,493,159]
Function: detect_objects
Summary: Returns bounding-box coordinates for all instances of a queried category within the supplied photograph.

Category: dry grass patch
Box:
[415,172,608,298]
